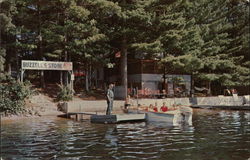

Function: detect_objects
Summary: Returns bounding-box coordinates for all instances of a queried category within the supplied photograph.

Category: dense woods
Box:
[0,0,249,94]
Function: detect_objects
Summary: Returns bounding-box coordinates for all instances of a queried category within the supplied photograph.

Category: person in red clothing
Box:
[153,106,158,112]
[148,102,158,112]
[160,102,168,112]
[153,102,158,112]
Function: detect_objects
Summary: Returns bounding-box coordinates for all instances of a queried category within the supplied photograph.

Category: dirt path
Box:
[28,93,63,116]
[1,93,63,121]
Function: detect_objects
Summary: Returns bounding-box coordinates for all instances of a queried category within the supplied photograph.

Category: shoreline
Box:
[1,111,64,123]
[2,95,249,122]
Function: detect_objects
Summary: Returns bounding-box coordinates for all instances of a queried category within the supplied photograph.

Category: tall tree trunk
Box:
[4,31,14,75]
[64,52,68,86]
[208,81,211,96]
[95,68,98,89]
[38,1,45,88]
[60,71,63,85]
[89,63,92,90]
[121,36,127,99]
[85,65,89,92]
[63,12,68,87]
[5,51,11,75]
[63,33,68,86]
[190,73,194,97]
[163,62,166,92]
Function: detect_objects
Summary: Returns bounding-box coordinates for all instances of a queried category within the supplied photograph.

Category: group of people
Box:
[105,83,177,115]
[148,102,176,113]
[224,88,238,96]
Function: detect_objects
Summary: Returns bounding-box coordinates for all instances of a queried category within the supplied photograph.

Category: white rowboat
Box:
[128,106,192,126]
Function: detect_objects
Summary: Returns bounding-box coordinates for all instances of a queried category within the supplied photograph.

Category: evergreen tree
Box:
[1,0,249,95]
[0,0,16,73]
[153,0,204,95]
[226,0,250,86]
[190,0,249,91]
[160,0,249,94]
[90,0,159,99]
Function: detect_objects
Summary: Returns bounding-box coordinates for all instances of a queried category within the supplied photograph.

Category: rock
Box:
[28,109,33,115]
[34,111,41,116]
[40,107,45,112]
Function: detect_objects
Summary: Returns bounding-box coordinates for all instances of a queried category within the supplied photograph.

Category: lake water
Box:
[1,109,250,160]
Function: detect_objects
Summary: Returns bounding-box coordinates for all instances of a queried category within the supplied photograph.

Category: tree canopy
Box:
[0,0,249,96]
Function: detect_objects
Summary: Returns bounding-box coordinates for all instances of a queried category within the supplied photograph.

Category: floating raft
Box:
[90,114,146,124]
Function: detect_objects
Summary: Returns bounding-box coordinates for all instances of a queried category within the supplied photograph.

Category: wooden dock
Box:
[90,114,146,124]
[60,112,146,123]
[62,112,101,121]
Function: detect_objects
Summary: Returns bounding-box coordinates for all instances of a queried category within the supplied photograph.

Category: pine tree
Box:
[225,0,250,86]
[89,0,159,99]
[158,0,249,94]
[190,0,249,91]
[151,0,204,95]
[0,0,16,73]
[40,0,107,89]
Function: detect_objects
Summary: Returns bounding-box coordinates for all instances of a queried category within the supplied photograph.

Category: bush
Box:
[56,85,73,101]
[0,74,33,114]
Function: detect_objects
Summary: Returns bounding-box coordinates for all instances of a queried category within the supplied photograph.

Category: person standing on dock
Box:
[106,83,114,115]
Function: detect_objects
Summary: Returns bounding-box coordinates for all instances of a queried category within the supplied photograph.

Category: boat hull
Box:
[128,107,192,126]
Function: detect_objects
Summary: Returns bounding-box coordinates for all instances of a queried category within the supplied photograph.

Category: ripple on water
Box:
[1,111,250,160]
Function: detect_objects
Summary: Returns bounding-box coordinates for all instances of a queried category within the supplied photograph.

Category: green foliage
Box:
[0,0,16,32]
[0,74,33,114]
[159,0,249,88]
[0,48,6,72]
[156,0,204,74]
[1,0,249,93]
[162,54,203,74]
[56,85,73,101]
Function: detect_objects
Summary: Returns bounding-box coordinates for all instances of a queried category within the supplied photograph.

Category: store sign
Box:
[22,60,73,71]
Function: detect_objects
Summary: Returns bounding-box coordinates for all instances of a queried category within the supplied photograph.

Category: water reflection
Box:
[1,110,250,160]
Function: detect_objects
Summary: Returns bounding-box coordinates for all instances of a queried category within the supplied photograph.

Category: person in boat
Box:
[148,104,153,111]
[148,103,158,112]
[160,102,168,112]
[152,102,158,112]
[106,83,114,115]
[231,88,238,95]
[225,89,231,96]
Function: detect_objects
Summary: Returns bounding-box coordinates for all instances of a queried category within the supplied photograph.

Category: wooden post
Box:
[21,69,25,83]
[76,114,80,121]
[69,71,74,95]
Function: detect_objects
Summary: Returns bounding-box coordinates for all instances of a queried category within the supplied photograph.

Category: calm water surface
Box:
[1,109,250,160]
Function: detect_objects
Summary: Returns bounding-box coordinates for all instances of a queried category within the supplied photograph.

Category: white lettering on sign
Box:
[22,60,73,71]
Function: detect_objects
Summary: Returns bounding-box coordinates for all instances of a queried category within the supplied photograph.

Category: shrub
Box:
[0,74,33,114]
[56,85,73,101]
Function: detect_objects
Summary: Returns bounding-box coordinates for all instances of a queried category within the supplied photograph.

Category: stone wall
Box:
[134,98,191,107]
[134,95,249,107]
[61,98,125,113]
[62,95,250,113]
[243,95,250,106]
[191,96,244,106]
